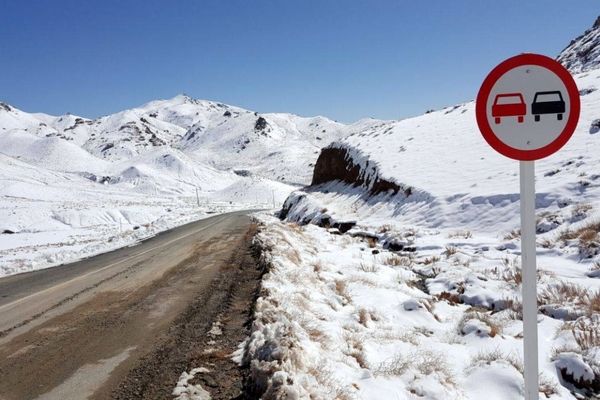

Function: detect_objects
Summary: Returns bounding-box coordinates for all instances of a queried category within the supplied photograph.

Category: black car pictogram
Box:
[531,91,566,122]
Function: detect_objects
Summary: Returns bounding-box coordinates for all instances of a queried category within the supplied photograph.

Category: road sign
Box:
[476,54,580,400]
[476,53,580,161]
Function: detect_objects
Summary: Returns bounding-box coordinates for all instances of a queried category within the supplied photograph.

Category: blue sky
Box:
[0,1,597,122]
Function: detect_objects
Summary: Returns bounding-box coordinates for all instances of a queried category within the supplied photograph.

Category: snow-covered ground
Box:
[242,19,600,400]
[0,149,286,277]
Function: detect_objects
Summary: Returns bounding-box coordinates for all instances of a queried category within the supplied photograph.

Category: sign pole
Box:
[520,160,538,400]
[476,53,580,400]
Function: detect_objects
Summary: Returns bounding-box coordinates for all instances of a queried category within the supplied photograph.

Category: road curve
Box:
[0,210,258,400]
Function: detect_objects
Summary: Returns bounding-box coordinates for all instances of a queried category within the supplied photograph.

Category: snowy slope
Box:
[558,16,600,74]
[282,53,600,234]
[252,16,600,400]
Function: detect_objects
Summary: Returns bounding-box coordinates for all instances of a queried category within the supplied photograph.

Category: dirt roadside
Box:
[108,223,262,400]
[0,214,264,400]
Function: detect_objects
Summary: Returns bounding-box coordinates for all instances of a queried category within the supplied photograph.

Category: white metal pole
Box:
[520,160,539,400]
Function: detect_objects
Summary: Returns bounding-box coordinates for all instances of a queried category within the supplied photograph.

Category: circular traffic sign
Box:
[476,53,580,161]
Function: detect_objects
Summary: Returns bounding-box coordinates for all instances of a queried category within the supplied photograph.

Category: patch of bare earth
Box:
[110,223,262,400]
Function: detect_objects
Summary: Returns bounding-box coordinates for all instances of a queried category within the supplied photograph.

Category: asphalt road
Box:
[0,210,258,400]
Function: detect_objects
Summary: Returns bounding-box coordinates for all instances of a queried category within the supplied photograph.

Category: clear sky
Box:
[0,1,597,122]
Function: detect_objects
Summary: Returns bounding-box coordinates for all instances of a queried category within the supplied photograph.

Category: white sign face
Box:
[486,65,570,150]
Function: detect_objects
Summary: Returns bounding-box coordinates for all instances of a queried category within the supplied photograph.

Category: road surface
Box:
[0,210,261,400]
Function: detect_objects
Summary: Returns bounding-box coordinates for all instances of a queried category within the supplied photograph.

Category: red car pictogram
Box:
[492,93,526,124]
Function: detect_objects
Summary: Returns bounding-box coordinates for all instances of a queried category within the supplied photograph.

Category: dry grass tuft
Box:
[365,236,378,248]
[375,353,410,376]
[347,275,377,287]
[572,316,600,351]
[571,203,593,220]
[307,364,356,399]
[423,255,441,265]
[557,220,600,257]
[376,350,454,384]
[443,246,458,258]
[286,222,304,233]
[539,373,560,398]
[471,349,524,375]
[335,280,352,305]
[312,260,323,273]
[378,224,392,233]
[448,230,473,239]
[383,254,412,267]
[359,262,378,273]
[579,228,599,243]
[504,229,521,240]
[357,308,375,327]
[500,267,522,285]
[458,311,502,337]
[538,281,600,317]
[436,291,461,305]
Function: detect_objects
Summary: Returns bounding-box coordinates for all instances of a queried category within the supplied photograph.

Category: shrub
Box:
[383,254,412,267]
[538,281,600,318]
[359,262,378,273]
[365,236,378,248]
[448,230,473,239]
[335,280,352,305]
[376,350,454,384]
[443,246,458,258]
[423,255,441,265]
[572,316,600,351]
[571,203,592,221]
[504,229,521,240]
[458,311,502,338]
[378,224,392,233]
[471,349,523,375]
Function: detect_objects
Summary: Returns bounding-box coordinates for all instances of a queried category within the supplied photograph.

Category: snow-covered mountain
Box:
[1,95,384,184]
[558,16,600,74]
[0,93,386,276]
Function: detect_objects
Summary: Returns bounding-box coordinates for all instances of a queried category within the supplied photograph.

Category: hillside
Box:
[250,16,600,400]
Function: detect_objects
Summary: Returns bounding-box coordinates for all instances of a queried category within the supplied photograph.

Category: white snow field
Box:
[0,95,385,277]
[244,18,600,400]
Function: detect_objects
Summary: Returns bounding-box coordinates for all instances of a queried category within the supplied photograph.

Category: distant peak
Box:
[0,102,12,112]
[173,94,195,103]
[557,16,600,74]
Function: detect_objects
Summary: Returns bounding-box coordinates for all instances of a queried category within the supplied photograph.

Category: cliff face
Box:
[311,146,405,195]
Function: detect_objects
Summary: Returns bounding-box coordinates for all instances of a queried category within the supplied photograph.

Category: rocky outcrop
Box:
[311,146,407,195]
[254,117,268,131]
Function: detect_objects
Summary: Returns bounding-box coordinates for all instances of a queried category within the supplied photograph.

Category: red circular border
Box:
[475,53,580,161]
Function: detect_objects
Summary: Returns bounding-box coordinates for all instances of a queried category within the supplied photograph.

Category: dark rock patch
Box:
[254,117,267,131]
[590,119,600,134]
[312,147,403,195]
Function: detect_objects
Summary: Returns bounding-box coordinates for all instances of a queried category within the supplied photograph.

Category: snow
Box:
[2,91,372,276]
[2,14,600,399]
[244,20,600,398]
[0,90,391,277]
[173,367,212,400]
